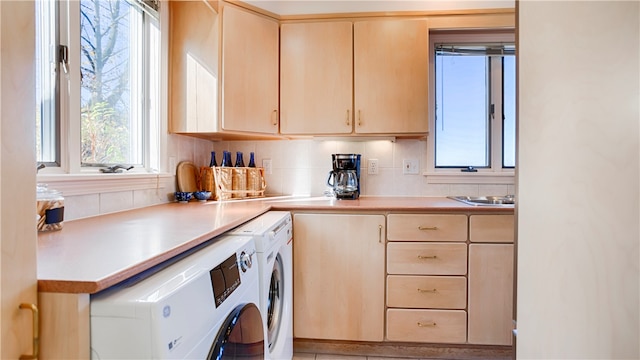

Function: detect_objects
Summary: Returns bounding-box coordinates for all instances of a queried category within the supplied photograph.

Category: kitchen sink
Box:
[448,195,515,206]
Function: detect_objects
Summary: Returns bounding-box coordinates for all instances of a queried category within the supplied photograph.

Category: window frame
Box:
[425,30,515,184]
[37,0,170,195]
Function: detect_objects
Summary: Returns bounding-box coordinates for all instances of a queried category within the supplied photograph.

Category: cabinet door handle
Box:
[417,255,437,260]
[417,321,437,327]
[19,303,39,360]
[358,110,362,126]
[346,110,350,126]
[418,226,438,231]
[271,109,278,126]
[378,224,383,243]
[417,288,438,293]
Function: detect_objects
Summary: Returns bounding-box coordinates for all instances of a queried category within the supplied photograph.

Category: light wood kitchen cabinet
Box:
[221,5,279,134]
[387,242,467,275]
[353,19,429,134]
[387,309,467,343]
[386,214,467,343]
[293,213,385,341]
[470,214,515,243]
[169,1,219,133]
[468,215,514,346]
[1,2,39,358]
[387,275,466,309]
[280,21,353,134]
[387,214,467,242]
[169,3,279,137]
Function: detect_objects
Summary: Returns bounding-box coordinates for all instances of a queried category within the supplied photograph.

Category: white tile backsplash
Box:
[65,135,516,221]
[99,191,135,214]
[64,194,100,220]
[214,138,514,197]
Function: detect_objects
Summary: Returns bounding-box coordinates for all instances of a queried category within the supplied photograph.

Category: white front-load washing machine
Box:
[90,235,265,359]
[228,211,293,360]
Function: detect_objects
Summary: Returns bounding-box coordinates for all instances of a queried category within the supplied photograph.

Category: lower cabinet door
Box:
[293,213,386,341]
[468,244,514,345]
[386,309,467,343]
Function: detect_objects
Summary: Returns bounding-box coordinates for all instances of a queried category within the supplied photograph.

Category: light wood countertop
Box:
[267,196,514,213]
[37,196,512,294]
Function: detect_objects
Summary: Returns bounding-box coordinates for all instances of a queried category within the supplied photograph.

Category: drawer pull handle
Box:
[378,224,383,243]
[417,255,438,260]
[19,303,39,360]
[417,321,437,327]
[418,226,438,231]
[418,288,437,293]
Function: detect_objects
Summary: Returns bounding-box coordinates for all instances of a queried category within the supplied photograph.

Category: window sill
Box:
[423,171,514,184]
[37,172,173,197]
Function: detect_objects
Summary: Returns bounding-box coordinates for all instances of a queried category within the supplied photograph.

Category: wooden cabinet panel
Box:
[39,293,90,359]
[387,243,467,275]
[169,1,219,133]
[293,213,385,341]
[222,5,279,133]
[468,244,514,345]
[387,214,468,242]
[387,309,467,343]
[280,21,353,134]
[470,215,515,243]
[387,275,466,309]
[354,19,429,134]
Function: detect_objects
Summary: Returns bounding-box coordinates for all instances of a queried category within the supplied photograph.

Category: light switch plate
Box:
[262,159,272,174]
[403,159,419,175]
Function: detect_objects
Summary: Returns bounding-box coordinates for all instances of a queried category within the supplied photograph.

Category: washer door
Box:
[267,253,285,349]
[208,303,264,360]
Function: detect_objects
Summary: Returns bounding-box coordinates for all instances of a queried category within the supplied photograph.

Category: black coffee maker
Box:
[327,154,361,199]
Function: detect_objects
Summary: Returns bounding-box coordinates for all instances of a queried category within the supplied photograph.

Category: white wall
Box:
[517,1,639,358]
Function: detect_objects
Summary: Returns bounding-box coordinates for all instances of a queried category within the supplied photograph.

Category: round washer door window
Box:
[267,253,284,349]
[208,303,264,360]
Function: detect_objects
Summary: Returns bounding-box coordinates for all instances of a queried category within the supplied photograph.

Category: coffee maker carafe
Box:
[327,154,361,199]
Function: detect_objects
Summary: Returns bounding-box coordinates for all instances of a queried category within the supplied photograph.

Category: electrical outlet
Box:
[262,158,272,174]
[403,159,419,175]
[368,159,379,175]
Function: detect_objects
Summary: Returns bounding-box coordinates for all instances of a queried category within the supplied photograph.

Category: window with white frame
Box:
[36,0,160,173]
[427,31,515,181]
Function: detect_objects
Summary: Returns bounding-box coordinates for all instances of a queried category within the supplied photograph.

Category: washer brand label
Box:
[163,305,171,318]
[167,336,182,351]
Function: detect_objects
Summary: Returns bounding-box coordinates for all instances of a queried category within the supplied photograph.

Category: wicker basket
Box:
[213,167,266,200]
[199,166,216,200]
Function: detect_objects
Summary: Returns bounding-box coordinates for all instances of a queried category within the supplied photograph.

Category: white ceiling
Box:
[242,0,515,16]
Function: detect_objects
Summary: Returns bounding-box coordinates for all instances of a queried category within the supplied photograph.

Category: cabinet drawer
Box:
[387,275,466,309]
[469,215,514,243]
[387,243,467,275]
[386,309,466,343]
[387,214,468,242]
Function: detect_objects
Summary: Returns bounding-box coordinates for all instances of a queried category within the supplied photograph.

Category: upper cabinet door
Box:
[354,19,429,134]
[169,1,219,133]
[280,21,353,135]
[222,5,279,134]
